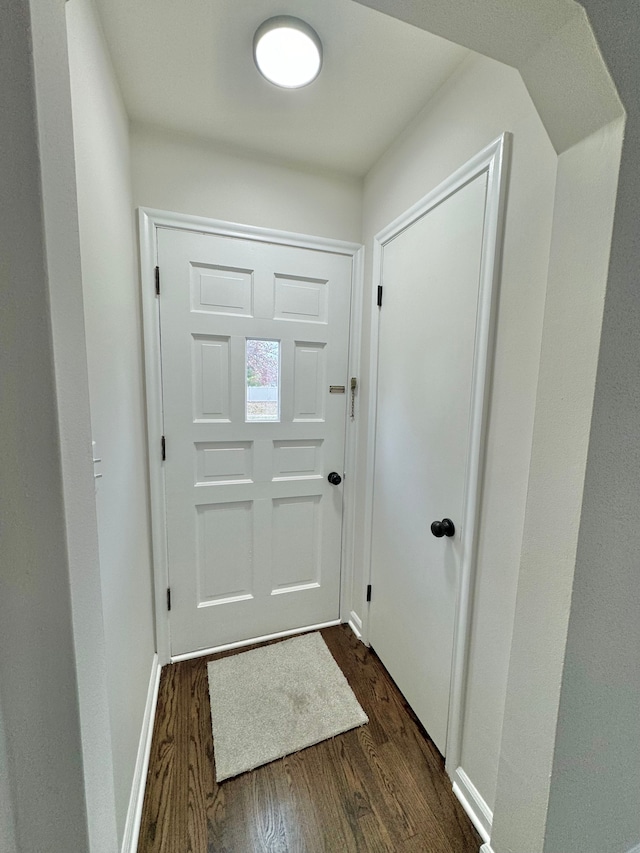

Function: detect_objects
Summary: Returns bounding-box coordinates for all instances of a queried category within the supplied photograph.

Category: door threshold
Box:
[171,619,342,663]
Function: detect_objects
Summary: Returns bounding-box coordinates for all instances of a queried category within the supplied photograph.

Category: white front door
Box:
[369,172,489,755]
[158,228,353,656]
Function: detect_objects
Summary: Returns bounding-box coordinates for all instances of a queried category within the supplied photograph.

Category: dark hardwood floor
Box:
[138,625,481,853]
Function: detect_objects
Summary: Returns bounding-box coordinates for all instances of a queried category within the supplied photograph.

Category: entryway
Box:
[141,133,507,844]
[137,625,482,852]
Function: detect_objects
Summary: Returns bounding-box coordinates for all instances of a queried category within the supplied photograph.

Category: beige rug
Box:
[207,632,368,782]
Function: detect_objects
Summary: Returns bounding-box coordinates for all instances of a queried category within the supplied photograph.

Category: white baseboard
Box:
[171,619,341,663]
[348,610,362,639]
[452,766,492,844]
[480,835,640,853]
[121,654,161,853]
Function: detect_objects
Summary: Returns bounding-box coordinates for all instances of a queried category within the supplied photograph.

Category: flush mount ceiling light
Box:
[253,16,323,89]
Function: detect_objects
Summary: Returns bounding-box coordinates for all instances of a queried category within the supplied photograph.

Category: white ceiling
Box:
[94,0,470,178]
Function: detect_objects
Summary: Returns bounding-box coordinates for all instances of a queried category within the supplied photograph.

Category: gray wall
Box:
[0,698,17,852]
[0,1,89,849]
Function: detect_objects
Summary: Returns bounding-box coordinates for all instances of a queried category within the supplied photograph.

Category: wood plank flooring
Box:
[138,625,481,853]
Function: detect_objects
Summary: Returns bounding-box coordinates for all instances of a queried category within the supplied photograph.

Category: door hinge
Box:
[155,265,160,296]
[377,285,383,307]
[366,584,372,603]
[161,435,166,461]
[167,587,171,611]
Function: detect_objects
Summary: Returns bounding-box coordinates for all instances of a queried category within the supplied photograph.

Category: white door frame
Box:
[138,208,364,665]
[361,134,511,838]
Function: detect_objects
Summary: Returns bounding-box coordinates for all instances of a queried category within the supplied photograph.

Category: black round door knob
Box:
[328,472,342,485]
[431,518,455,538]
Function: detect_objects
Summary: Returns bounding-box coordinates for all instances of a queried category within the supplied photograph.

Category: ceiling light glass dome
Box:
[253,16,323,89]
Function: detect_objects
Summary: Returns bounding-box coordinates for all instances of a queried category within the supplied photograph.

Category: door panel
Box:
[158,229,352,655]
[369,173,488,755]
[272,494,322,591]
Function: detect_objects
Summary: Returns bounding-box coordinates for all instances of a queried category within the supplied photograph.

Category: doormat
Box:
[207,632,368,782]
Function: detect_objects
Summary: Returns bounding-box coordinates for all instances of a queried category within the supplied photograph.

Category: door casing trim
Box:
[138,208,364,665]
[361,133,511,814]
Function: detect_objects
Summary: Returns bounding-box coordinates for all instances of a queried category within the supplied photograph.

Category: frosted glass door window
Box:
[246,339,280,422]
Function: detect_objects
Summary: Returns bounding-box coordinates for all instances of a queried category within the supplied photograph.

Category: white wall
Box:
[490,117,623,853]
[354,0,621,155]
[66,0,156,844]
[540,4,640,851]
[1,0,118,850]
[0,6,88,834]
[131,123,363,243]
[358,54,557,816]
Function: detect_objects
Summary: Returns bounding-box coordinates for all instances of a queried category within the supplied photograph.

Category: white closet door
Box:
[370,173,488,754]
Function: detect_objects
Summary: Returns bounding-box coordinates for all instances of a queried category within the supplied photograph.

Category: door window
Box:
[246,338,280,422]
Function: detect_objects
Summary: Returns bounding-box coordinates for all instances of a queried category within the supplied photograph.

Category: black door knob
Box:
[328,472,342,485]
[431,518,455,538]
